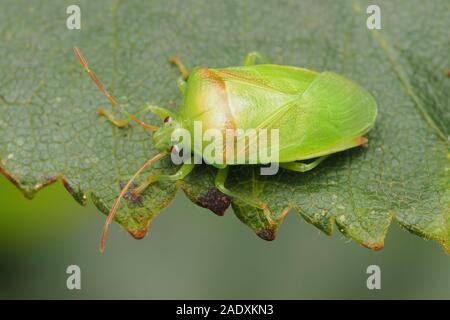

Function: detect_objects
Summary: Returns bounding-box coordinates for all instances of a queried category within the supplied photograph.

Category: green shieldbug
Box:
[74,49,377,251]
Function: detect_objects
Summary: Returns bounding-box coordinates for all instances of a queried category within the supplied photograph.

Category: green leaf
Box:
[0,0,448,251]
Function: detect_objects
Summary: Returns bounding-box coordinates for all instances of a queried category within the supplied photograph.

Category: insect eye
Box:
[164,116,172,124]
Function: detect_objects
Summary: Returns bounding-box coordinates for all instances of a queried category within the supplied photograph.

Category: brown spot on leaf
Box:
[256,228,276,241]
[199,68,226,89]
[196,188,231,216]
[63,178,74,194]
[63,178,88,205]
[120,181,144,207]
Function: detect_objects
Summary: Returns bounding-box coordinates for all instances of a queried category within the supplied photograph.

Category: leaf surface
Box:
[0,0,448,251]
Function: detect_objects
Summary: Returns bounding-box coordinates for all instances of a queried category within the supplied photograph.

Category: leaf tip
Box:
[256,228,277,241]
[63,178,88,205]
[128,227,149,240]
[362,241,385,251]
[0,163,58,199]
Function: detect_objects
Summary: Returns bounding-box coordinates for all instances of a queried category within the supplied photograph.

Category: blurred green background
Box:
[1,174,449,299]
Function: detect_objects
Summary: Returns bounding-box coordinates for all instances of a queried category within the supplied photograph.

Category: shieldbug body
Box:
[74,49,377,251]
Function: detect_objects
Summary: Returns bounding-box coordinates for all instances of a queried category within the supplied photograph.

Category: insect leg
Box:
[97,105,161,131]
[74,47,159,131]
[147,105,177,121]
[133,161,196,195]
[214,167,266,209]
[279,155,328,173]
[169,56,190,80]
[96,107,129,128]
[244,51,270,66]
[169,56,190,94]
[176,77,187,94]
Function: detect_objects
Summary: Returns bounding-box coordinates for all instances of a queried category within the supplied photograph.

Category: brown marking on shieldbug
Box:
[216,69,274,90]
[196,187,231,216]
[199,68,226,90]
[357,136,369,147]
[197,68,237,132]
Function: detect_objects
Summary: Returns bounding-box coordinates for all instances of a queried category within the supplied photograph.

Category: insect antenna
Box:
[73,47,159,132]
[100,151,169,253]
